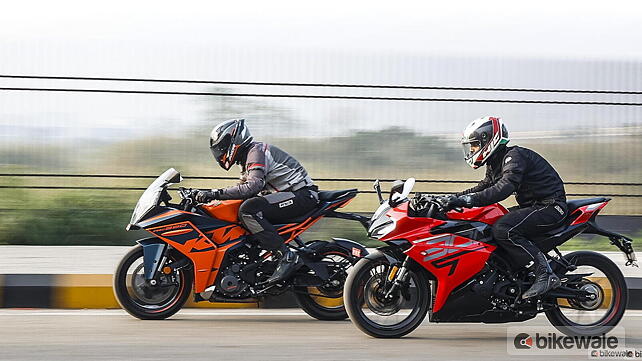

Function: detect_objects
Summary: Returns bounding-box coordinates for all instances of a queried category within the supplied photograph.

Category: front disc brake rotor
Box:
[130,264,174,304]
[364,274,403,316]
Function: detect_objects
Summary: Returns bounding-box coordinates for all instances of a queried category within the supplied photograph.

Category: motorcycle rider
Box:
[441,116,567,299]
[195,119,319,286]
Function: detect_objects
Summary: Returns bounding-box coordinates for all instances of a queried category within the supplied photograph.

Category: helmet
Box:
[209,119,253,170]
[461,116,509,169]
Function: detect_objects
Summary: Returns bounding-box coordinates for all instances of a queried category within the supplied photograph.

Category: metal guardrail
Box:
[0,174,640,197]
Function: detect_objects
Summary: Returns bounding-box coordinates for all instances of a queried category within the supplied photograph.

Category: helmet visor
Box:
[462,140,481,159]
[210,134,232,161]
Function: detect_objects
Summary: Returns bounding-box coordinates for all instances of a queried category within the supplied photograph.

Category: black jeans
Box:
[238,187,319,250]
[492,201,567,268]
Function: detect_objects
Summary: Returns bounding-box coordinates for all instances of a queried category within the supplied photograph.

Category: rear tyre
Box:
[545,251,627,336]
[294,245,354,320]
[114,244,193,320]
[344,253,430,338]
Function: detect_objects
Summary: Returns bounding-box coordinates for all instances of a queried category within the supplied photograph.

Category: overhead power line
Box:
[1,74,641,95]
[1,173,641,186]
[0,87,641,106]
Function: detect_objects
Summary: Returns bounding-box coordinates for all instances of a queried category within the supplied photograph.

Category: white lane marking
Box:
[1,310,642,317]
[0,310,309,317]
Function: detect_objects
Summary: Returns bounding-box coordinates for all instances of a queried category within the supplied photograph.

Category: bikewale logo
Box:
[508,327,625,356]
[514,333,533,349]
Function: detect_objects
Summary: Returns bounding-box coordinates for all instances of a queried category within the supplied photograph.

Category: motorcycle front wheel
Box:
[344,253,430,338]
[113,244,193,320]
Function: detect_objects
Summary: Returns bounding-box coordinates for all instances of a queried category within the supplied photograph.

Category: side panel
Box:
[405,233,496,312]
[569,201,609,226]
[146,221,220,293]
[206,224,248,244]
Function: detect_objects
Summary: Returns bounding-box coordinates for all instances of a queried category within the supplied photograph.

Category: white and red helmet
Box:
[461,116,510,169]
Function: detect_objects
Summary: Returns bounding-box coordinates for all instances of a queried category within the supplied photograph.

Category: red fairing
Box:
[380,202,497,313]
[380,203,447,242]
[445,203,509,225]
[405,233,495,312]
[570,201,609,226]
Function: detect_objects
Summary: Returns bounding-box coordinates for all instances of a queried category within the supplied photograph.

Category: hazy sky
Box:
[2,0,642,59]
[1,0,641,140]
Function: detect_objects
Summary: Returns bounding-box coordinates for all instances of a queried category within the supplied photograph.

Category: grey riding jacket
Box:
[217,142,314,200]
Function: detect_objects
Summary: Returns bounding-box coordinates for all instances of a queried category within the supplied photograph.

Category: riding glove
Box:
[195,189,221,203]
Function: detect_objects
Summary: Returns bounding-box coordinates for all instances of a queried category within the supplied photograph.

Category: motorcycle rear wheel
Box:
[294,245,354,320]
[545,251,627,336]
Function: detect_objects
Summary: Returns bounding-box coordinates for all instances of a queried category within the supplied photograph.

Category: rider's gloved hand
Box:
[437,195,473,210]
[195,189,221,203]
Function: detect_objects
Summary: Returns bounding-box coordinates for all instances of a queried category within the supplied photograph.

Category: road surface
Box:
[1,309,641,361]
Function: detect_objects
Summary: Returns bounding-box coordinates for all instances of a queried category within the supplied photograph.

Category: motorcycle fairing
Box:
[380,203,496,313]
[146,221,226,292]
[405,232,496,312]
[569,201,609,226]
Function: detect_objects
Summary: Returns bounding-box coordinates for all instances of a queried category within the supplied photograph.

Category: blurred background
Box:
[1,0,641,248]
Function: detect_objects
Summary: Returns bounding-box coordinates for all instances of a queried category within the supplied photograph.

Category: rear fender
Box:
[136,237,168,280]
[297,239,368,280]
[303,238,369,260]
[330,237,369,259]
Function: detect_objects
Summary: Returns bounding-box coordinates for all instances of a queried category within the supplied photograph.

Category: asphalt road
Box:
[1,309,641,361]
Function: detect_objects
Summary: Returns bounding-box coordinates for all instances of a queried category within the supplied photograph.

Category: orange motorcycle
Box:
[114,168,369,320]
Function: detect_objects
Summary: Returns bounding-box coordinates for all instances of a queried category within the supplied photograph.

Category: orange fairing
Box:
[147,221,221,293]
[207,225,248,244]
[201,200,243,223]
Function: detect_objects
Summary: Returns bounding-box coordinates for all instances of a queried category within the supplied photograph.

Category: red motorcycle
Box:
[344,179,637,338]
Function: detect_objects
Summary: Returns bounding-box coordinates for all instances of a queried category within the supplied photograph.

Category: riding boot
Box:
[522,252,561,299]
[262,244,303,286]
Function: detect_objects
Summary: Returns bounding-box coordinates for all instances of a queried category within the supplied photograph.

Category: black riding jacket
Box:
[457,145,566,207]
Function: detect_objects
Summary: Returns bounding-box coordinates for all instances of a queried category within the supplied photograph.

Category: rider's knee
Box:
[239,197,265,216]
[492,222,511,241]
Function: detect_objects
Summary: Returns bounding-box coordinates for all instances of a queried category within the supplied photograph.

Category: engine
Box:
[217,264,251,298]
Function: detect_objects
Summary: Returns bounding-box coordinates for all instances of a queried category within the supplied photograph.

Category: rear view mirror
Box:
[168,172,182,184]
[389,180,404,198]
[389,178,416,206]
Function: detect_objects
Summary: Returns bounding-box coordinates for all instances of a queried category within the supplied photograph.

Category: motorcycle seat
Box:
[566,197,609,213]
[275,189,358,225]
[318,189,358,201]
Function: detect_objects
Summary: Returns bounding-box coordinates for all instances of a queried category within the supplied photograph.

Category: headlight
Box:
[129,187,162,225]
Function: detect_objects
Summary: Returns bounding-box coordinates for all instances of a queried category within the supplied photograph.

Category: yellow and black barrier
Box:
[0,274,640,309]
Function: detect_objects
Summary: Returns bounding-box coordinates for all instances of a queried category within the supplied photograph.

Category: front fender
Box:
[136,237,168,280]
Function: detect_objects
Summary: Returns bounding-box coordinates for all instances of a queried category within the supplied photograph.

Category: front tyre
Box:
[545,251,627,336]
[113,244,193,320]
[344,253,430,338]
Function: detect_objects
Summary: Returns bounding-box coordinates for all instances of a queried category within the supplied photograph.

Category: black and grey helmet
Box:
[209,119,253,170]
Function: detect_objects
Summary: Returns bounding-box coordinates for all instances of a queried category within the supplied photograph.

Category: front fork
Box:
[138,240,189,286]
[384,256,412,299]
